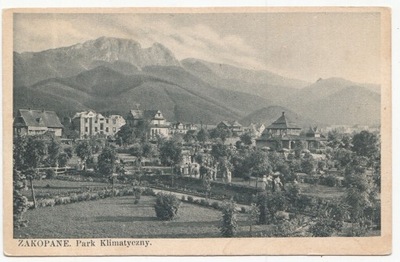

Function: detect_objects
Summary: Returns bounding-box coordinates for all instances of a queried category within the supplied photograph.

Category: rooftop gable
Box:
[16,109,63,128]
[266,112,301,130]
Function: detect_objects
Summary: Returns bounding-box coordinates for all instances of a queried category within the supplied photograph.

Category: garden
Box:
[13,129,382,238]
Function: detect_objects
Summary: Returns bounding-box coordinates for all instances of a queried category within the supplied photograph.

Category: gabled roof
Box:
[143,110,163,120]
[266,112,300,130]
[14,109,63,128]
[218,120,242,128]
[229,120,242,127]
[128,109,164,120]
[129,109,144,120]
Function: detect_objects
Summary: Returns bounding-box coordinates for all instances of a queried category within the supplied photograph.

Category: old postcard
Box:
[3,7,391,256]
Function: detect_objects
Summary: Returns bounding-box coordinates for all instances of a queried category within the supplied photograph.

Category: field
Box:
[21,179,110,201]
[14,195,271,238]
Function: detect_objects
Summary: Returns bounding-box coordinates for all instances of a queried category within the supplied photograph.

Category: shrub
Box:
[309,217,336,237]
[200,199,209,206]
[134,199,140,205]
[240,207,247,213]
[181,195,186,201]
[154,193,181,221]
[322,175,338,187]
[142,187,156,196]
[219,201,238,237]
[187,196,193,203]
[45,169,56,179]
[211,202,220,210]
[257,192,287,224]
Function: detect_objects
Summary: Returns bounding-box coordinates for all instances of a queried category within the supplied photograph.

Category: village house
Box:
[243,123,266,137]
[13,109,64,137]
[72,111,125,138]
[169,122,197,135]
[216,120,244,136]
[256,112,327,151]
[126,109,170,140]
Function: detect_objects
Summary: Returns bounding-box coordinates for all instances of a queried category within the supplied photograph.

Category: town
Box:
[13,106,381,238]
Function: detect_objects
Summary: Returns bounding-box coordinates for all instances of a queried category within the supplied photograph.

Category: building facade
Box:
[13,109,63,137]
[216,120,244,136]
[256,112,326,151]
[72,111,125,138]
[126,109,170,140]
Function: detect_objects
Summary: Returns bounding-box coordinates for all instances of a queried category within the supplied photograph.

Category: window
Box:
[85,127,88,132]
[100,123,104,130]
[105,127,109,132]
[113,119,116,124]
[106,119,109,124]
[113,127,116,132]
[95,127,98,132]
[85,118,88,123]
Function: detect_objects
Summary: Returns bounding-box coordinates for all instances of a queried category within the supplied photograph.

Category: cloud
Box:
[14,14,267,70]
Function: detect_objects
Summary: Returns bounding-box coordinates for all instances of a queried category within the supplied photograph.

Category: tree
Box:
[343,156,377,231]
[13,169,29,228]
[209,128,232,142]
[334,148,354,169]
[75,141,92,170]
[219,201,238,237]
[184,130,197,144]
[352,131,379,159]
[240,132,253,147]
[301,153,315,175]
[129,143,143,157]
[57,153,70,167]
[196,128,209,144]
[98,146,118,196]
[115,124,136,146]
[24,137,47,208]
[46,137,61,167]
[142,142,156,158]
[159,140,183,167]
[248,150,271,188]
[210,143,231,160]
[13,134,27,171]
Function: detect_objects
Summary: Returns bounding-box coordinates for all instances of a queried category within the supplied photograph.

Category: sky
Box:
[14,12,381,84]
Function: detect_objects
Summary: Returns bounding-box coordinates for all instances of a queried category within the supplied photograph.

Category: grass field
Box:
[14,195,271,238]
[230,177,345,199]
[22,179,110,201]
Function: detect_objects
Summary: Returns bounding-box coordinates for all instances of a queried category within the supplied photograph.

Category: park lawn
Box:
[297,183,346,199]
[14,195,268,239]
[21,179,110,201]
[231,177,345,200]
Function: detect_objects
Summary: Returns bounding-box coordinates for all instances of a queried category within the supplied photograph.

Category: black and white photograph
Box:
[3,7,391,256]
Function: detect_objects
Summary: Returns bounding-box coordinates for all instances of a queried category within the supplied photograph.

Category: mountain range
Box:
[13,36,381,126]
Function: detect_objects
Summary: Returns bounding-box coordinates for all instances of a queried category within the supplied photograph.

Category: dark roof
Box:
[256,135,327,142]
[14,109,63,128]
[218,120,242,128]
[143,110,163,120]
[266,112,301,130]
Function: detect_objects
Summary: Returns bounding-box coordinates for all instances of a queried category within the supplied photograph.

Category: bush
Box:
[257,192,287,224]
[219,201,238,237]
[154,193,181,221]
[321,175,338,187]
[309,217,336,237]
[181,195,186,201]
[134,199,140,205]
[211,202,220,210]
[240,207,247,213]
[200,199,209,207]
[45,169,56,179]
[187,196,194,203]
